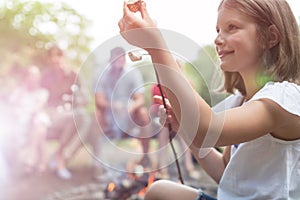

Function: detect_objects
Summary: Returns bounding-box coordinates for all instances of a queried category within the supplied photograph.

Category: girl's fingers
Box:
[118,18,125,31]
[121,1,138,28]
[158,105,167,125]
[140,1,149,19]
[158,105,166,116]
[153,95,163,104]
[123,1,130,15]
[153,95,171,109]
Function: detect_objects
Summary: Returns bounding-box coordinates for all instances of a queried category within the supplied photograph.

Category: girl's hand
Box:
[118,1,165,52]
[153,95,179,132]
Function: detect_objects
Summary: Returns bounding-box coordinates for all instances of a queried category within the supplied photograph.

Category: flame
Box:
[138,173,155,196]
[107,182,115,192]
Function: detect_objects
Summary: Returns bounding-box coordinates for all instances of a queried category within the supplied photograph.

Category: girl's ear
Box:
[268,24,280,49]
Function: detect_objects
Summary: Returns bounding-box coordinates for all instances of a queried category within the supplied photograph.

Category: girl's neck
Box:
[240,64,272,101]
[241,72,263,101]
[244,82,260,101]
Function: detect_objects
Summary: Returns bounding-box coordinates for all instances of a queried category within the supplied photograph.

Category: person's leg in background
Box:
[133,107,152,167]
[156,126,170,178]
[21,112,50,174]
[48,112,76,179]
[63,108,91,163]
[90,107,110,180]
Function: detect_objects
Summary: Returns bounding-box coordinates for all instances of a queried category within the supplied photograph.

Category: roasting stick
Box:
[153,68,185,184]
[128,51,185,184]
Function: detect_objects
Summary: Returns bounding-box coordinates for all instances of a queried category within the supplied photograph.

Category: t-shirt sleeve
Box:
[212,92,244,112]
[249,81,300,117]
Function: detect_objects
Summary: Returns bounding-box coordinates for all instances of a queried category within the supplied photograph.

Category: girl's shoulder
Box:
[249,81,300,116]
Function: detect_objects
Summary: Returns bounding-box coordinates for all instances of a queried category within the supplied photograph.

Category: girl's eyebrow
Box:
[223,18,242,24]
[217,18,244,29]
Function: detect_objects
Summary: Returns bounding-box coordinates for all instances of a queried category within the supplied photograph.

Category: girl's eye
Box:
[228,24,238,31]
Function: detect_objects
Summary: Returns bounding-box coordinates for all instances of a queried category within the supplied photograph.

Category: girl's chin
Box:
[220,63,228,71]
[220,63,236,72]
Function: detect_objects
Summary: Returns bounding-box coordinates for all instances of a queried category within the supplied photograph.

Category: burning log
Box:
[104,166,157,200]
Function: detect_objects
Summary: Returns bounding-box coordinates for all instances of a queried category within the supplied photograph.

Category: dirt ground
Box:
[1,147,95,200]
[1,140,218,200]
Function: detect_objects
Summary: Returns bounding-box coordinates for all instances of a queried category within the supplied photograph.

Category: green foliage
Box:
[183,45,225,106]
[0,0,93,72]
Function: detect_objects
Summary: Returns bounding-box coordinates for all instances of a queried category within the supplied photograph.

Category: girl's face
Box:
[215,7,262,74]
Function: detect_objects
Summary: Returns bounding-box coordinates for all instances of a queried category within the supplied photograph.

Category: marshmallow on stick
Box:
[127,0,143,13]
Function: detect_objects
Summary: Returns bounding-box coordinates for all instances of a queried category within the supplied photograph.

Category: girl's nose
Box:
[214,33,224,47]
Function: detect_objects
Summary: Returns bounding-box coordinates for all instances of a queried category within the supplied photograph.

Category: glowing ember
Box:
[138,172,155,196]
[107,182,115,192]
[104,171,159,199]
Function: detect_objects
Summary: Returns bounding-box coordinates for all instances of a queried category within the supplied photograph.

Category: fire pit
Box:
[104,167,157,200]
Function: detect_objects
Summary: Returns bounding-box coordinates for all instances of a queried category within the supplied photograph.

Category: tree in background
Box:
[0,1,96,179]
[184,45,225,106]
[0,0,93,74]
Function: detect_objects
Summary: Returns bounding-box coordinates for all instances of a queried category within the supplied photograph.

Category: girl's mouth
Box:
[218,50,234,59]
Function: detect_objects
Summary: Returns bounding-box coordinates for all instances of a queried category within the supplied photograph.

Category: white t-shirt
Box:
[217,81,300,200]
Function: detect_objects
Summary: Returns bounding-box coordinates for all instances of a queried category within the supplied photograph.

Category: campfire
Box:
[104,164,157,200]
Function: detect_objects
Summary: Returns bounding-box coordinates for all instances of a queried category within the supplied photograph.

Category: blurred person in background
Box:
[41,45,91,180]
[0,64,26,177]
[93,47,152,179]
[15,66,50,174]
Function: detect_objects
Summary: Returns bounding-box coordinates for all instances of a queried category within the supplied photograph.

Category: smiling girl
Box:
[118,0,300,199]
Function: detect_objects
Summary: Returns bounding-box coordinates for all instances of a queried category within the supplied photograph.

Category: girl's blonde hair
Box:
[219,0,300,94]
